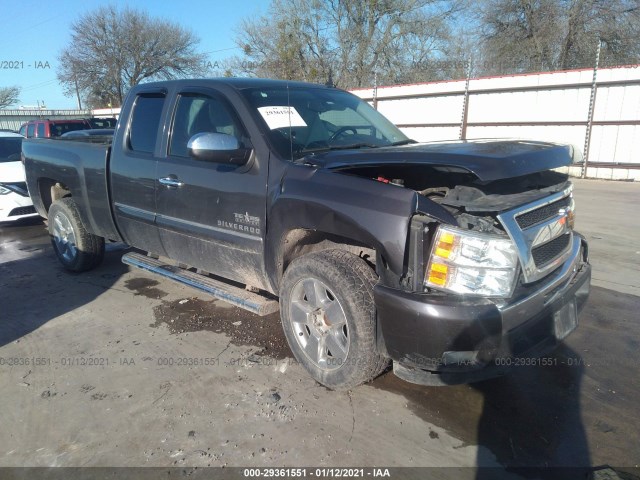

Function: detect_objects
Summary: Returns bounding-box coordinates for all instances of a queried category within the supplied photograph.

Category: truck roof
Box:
[135,77,331,91]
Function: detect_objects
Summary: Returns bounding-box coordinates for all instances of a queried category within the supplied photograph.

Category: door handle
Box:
[159,177,184,188]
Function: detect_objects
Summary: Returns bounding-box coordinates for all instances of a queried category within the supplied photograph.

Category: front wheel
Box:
[48,197,104,272]
[279,250,388,390]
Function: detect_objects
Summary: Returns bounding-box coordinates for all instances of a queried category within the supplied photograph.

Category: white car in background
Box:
[0,132,39,222]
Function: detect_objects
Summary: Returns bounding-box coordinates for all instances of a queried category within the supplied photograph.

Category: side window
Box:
[18,125,26,136]
[128,94,165,154]
[36,123,45,138]
[27,124,35,138]
[169,94,243,158]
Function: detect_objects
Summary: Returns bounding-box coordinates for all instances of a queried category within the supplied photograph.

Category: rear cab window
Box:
[127,94,166,154]
[89,117,117,128]
[48,122,89,137]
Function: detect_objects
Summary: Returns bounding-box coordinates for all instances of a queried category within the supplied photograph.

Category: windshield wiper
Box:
[327,142,380,150]
[300,143,380,156]
[391,139,417,146]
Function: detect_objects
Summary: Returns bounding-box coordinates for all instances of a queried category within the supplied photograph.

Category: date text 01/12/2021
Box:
[243,468,391,477]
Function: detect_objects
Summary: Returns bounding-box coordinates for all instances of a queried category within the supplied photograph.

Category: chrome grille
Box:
[517,196,571,229]
[532,234,571,268]
[497,185,574,284]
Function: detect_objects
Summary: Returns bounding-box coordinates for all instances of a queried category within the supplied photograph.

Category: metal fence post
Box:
[372,70,378,110]
[459,60,472,140]
[582,39,602,178]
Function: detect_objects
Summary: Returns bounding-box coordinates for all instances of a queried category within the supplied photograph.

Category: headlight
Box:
[425,225,519,298]
[0,185,12,195]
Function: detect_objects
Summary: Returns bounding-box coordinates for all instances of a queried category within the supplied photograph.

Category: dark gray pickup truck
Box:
[23,78,591,389]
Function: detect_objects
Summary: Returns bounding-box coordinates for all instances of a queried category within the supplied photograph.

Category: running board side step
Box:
[122,252,279,316]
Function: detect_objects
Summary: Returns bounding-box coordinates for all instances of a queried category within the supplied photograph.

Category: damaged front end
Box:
[335,162,576,293]
[418,170,578,295]
[329,158,591,385]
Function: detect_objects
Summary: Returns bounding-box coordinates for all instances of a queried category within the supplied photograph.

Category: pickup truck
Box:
[23,78,591,389]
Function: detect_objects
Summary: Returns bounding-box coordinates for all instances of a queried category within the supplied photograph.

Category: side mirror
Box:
[187,132,251,165]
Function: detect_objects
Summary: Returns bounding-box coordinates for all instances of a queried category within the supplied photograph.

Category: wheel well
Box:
[38,179,71,214]
[277,229,377,284]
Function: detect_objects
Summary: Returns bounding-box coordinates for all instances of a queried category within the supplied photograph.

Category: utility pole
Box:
[74,75,83,110]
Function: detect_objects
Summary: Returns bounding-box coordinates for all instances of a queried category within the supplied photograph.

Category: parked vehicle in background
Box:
[18,119,91,138]
[0,132,38,222]
[22,78,591,389]
[87,117,117,129]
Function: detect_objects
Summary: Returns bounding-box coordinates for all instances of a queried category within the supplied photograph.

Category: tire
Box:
[48,197,105,272]
[279,250,389,390]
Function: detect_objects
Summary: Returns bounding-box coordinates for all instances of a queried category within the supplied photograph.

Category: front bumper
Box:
[0,193,38,222]
[375,233,591,386]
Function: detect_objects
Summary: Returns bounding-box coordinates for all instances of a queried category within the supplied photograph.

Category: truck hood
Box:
[309,139,576,182]
[0,161,27,183]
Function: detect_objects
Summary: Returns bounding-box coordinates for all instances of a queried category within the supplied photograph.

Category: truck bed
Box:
[22,137,121,241]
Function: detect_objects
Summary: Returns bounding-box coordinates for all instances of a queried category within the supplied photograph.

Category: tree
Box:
[0,86,20,109]
[557,0,640,69]
[230,0,466,89]
[476,0,640,75]
[57,5,207,108]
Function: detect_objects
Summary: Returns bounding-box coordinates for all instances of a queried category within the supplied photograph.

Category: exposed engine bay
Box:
[334,164,570,234]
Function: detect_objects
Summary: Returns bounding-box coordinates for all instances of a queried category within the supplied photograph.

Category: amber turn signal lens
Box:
[434,231,455,258]
[427,262,448,286]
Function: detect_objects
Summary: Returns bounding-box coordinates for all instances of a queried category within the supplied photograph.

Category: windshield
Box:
[0,137,22,163]
[241,87,410,160]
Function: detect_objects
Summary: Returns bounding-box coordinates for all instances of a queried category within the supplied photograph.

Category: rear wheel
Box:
[279,250,388,390]
[48,198,104,272]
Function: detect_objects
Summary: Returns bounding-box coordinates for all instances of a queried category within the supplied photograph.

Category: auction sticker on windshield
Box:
[257,106,307,130]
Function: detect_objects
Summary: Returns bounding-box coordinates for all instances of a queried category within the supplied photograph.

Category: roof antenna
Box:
[325,69,334,88]
[286,82,293,161]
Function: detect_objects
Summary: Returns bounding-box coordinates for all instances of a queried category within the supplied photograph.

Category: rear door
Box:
[154,87,268,288]
[109,90,167,254]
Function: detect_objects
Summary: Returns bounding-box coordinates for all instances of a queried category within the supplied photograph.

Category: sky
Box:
[0,0,268,109]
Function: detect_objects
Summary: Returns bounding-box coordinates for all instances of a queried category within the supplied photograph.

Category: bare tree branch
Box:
[0,86,20,109]
[477,0,640,74]
[229,0,467,88]
[57,5,207,108]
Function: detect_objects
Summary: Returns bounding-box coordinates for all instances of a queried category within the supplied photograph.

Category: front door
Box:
[155,89,268,289]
